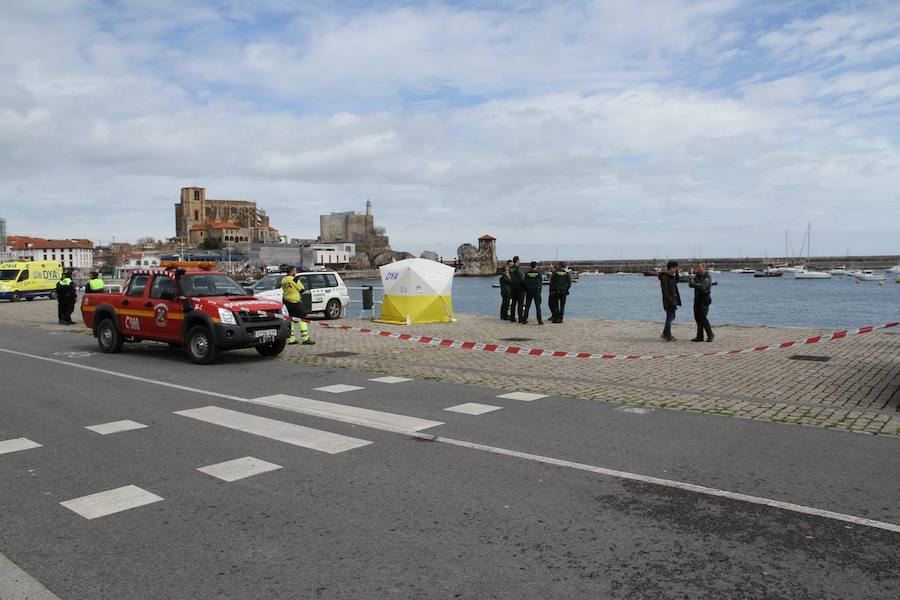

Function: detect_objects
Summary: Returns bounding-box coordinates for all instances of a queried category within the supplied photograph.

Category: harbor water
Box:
[353,272,900,330]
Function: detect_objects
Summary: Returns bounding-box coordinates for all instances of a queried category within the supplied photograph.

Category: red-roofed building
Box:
[8,236,94,269]
[175,187,280,245]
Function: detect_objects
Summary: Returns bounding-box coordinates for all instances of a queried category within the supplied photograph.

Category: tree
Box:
[199,236,221,250]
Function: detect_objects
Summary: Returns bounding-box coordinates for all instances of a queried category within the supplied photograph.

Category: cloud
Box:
[0,0,897,259]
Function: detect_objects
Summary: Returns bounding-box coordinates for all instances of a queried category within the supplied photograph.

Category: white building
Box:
[117,254,163,277]
[9,237,94,270]
[301,243,354,267]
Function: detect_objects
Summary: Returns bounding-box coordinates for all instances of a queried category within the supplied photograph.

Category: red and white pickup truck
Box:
[81,268,291,364]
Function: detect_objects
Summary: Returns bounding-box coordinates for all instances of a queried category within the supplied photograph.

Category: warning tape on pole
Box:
[266,310,898,360]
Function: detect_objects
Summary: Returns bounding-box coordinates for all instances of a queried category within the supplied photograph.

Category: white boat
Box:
[856,270,885,281]
[846,269,864,277]
[730,268,756,274]
[887,265,900,274]
[794,269,832,279]
[828,265,848,275]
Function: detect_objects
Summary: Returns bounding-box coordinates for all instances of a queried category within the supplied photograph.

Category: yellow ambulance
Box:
[0,260,63,302]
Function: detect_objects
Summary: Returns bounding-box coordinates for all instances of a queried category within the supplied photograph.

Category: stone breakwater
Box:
[3,298,898,436]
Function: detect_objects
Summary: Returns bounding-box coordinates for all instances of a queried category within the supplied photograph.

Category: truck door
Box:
[119,273,150,336]
[146,274,182,341]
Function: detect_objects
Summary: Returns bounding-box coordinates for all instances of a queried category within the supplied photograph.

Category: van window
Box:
[308,274,329,289]
[298,275,310,290]
[0,270,19,281]
[149,276,176,299]
[325,274,338,288]
[126,274,149,297]
[18,270,29,282]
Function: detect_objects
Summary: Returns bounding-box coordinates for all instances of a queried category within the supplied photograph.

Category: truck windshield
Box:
[250,274,283,292]
[180,273,247,297]
[0,270,20,281]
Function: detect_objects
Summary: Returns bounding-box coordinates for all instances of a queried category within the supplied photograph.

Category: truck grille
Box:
[236,310,279,324]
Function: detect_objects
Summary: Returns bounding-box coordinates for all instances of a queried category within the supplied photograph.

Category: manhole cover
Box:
[317,351,360,358]
[616,406,654,414]
[789,355,831,362]
[501,337,533,342]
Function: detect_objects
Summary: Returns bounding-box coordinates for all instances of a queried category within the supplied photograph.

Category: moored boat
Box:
[856,270,885,281]
[794,269,832,279]
[754,269,783,277]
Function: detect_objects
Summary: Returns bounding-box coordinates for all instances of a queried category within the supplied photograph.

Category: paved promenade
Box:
[3,297,898,436]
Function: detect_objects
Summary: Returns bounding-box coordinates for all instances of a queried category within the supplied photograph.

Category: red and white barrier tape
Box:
[264,310,899,360]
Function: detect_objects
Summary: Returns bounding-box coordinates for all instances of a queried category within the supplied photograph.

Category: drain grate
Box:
[501,337,534,342]
[317,351,360,358]
[789,355,831,362]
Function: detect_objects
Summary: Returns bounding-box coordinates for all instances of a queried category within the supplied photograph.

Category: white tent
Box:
[376,258,454,324]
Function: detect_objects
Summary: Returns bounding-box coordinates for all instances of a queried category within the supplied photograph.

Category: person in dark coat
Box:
[548,262,572,323]
[658,261,681,341]
[56,270,77,325]
[499,261,513,320]
[689,262,714,342]
[508,256,526,324]
[522,261,543,325]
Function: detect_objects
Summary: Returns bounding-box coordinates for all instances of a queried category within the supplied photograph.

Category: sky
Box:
[1,0,898,260]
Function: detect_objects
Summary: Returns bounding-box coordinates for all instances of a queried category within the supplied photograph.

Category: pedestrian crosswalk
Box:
[3,376,554,521]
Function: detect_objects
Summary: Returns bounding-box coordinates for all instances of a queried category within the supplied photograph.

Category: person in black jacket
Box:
[508,256,526,324]
[522,261,543,325]
[689,262,714,342]
[56,271,77,325]
[499,261,513,320]
[548,262,572,323]
[658,261,681,341]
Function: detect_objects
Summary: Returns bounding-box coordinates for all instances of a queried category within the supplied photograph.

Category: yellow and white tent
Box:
[376,258,454,324]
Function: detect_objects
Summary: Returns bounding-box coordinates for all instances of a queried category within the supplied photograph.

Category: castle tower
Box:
[366,199,372,217]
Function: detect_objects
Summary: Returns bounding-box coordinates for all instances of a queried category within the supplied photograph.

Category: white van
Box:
[249,270,350,319]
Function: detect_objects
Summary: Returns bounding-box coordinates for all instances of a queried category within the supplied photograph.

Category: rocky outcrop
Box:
[420,250,439,261]
[372,250,415,267]
[456,235,498,276]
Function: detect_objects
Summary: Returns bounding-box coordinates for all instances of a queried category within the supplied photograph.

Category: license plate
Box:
[253,329,277,339]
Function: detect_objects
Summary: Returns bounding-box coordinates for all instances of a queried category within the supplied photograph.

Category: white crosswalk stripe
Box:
[368,376,413,384]
[497,392,548,402]
[60,485,163,520]
[175,406,372,454]
[249,394,443,433]
[85,420,148,435]
[197,457,283,482]
[0,438,42,455]
[315,384,365,394]
[444,403,503,415]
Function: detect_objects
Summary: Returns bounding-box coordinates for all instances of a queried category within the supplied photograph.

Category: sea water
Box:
[350,272,900,330]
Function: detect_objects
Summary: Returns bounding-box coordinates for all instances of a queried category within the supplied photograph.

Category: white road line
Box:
[197,456,283,482]
[315,384,365,394]
[175,406,372,454]
[250,394,443,433]
[437,437,900,534]
[3,346,898,534]
[445,403,503,415]
[497,392,548,402]
[0,347,245,402]
[85,420,148,435]
[60,485,164,520]
[0,438,42,455]
[369,376,413,384]
[0,551,63,600]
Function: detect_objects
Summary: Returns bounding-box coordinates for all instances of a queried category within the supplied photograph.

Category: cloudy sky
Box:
[1,0,898,260]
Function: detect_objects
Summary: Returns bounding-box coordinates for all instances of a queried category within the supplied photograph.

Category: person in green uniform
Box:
[508,256,526,324]
[548,262,572,323]
[280,266,314,345]
[86,271,105,293]
[522,261,543,325]
[499,261,513,321]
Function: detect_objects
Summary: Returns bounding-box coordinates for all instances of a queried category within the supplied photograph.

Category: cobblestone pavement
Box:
[3,297,898,436]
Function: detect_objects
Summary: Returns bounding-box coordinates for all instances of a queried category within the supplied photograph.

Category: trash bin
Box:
[300,291,312,314]
[362,286,374,310]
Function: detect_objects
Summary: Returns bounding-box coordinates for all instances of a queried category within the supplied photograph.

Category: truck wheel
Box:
[186,325,219,365]
[97,319,124,353]
[256,339,287,357]
[10,292,20,302]
[325,299,342,320]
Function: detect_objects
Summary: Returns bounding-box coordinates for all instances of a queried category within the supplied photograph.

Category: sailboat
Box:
[794,223,832,279]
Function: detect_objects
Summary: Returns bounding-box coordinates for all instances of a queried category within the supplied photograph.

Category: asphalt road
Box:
[0,323,898,599]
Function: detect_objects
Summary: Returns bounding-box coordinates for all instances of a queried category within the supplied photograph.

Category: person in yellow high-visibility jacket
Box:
[281,266,314,345]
